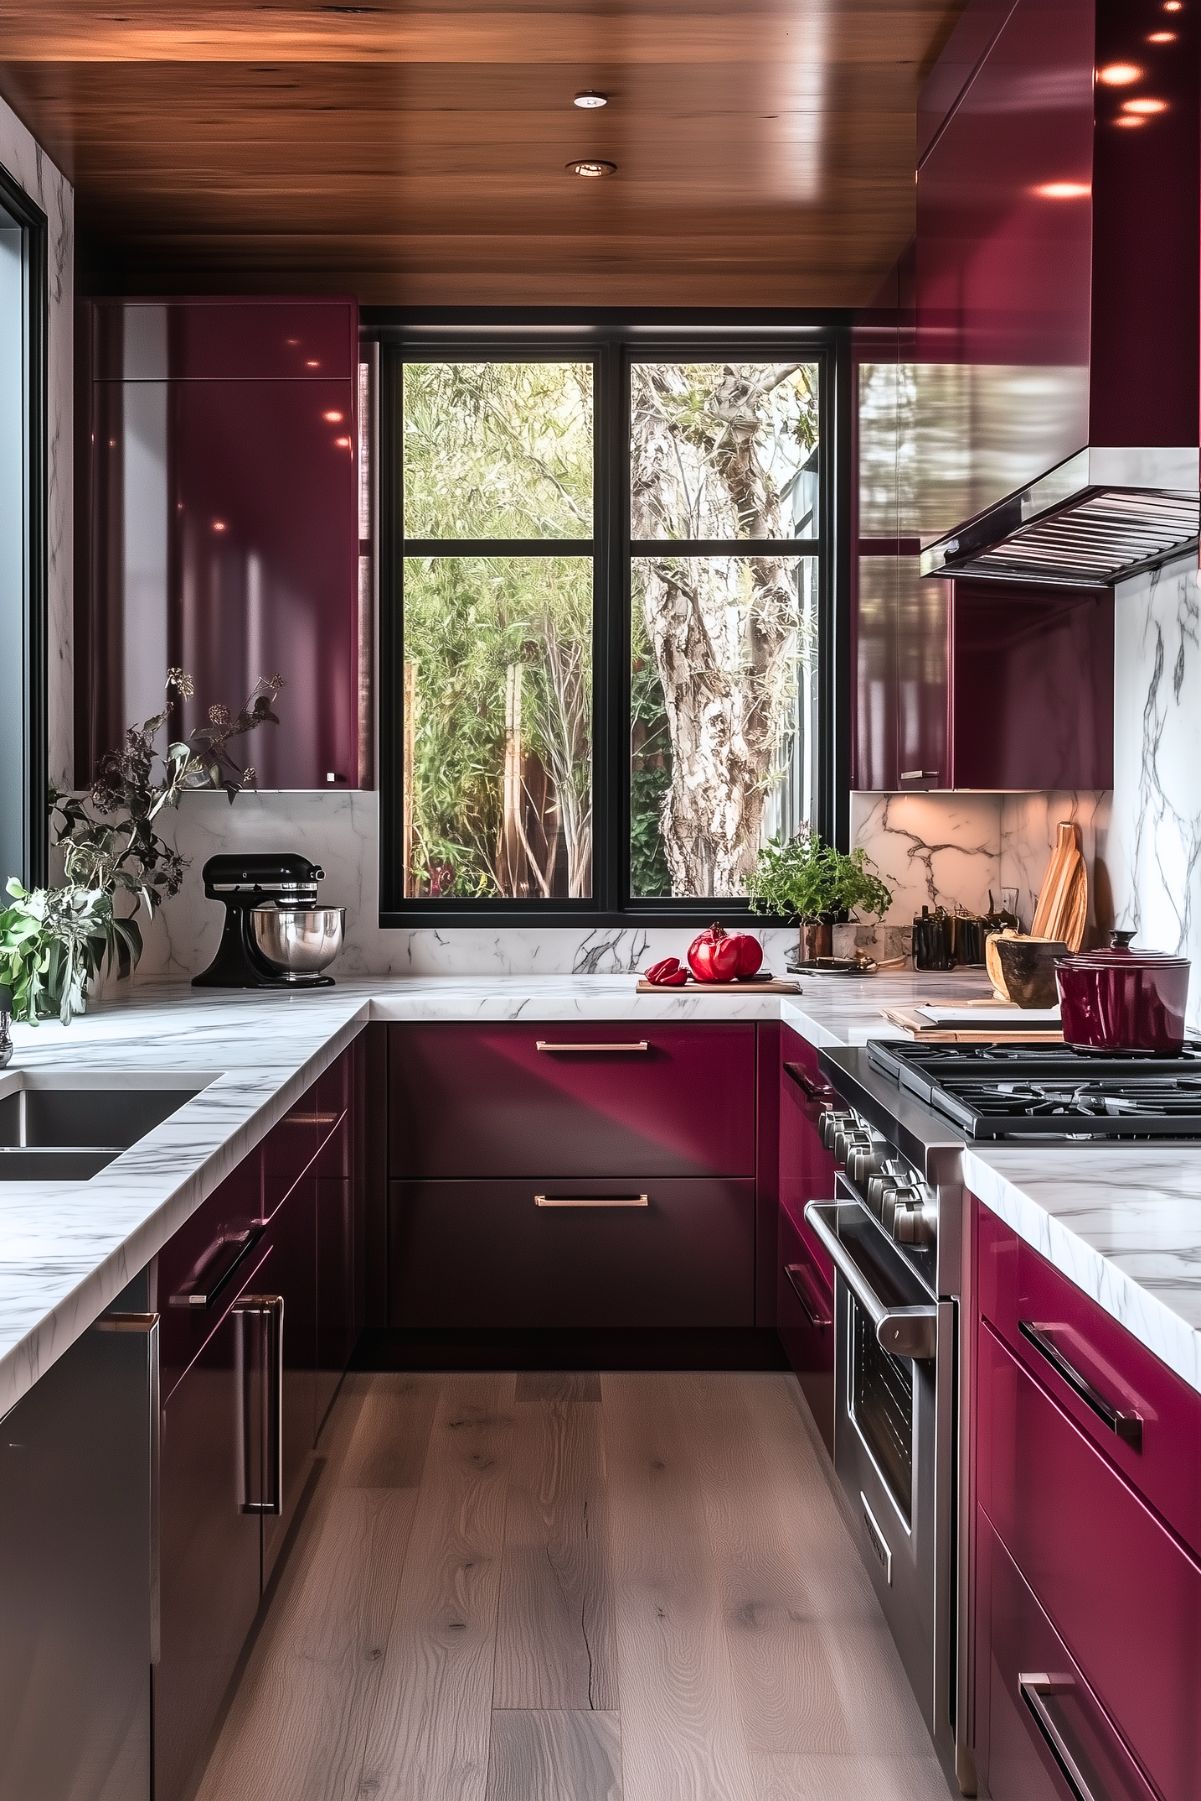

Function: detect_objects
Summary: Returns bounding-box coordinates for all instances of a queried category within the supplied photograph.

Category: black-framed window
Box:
[0,165,47,891]
[376,318,848,925]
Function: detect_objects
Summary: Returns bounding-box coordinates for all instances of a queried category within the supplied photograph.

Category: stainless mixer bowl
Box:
[250,905,346,977]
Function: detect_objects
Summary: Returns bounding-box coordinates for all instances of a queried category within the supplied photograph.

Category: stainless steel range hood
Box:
[914,0,1200,592]
[920,447,1201,588]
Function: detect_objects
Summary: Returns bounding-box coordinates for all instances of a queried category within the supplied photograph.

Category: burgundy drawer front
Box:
[777,1206,835,1454]
[977,1321,1201,1801]
[93,299,357,382]
[976,1199,1201,1555]
[388,1023,757,1179]
[779,1028,837,1286]
[261,1092,334,1219]
[388,1177,756,1329]
[155,1156,264,1400]
[977,1514,1157,1801]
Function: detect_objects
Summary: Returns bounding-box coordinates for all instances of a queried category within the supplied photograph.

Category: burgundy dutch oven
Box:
[1055,931,1192,1055]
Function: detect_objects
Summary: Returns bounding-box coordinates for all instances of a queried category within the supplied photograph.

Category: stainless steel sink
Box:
[0,1072,211,1178]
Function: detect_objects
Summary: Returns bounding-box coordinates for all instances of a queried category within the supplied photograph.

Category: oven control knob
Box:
[820,1110,854,1152]
[833,1123,869,1165]
[894,1197,932,1247]
[845,1138,887,1186]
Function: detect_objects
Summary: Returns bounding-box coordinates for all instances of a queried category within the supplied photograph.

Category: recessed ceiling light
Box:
[574,91,608,109]
[566,158,617,177]
[1097,61,1143,84]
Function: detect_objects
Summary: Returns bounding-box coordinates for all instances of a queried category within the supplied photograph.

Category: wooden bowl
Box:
[991,934,1070,1009]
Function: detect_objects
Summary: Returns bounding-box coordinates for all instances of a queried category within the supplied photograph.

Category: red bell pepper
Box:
[644,955,688,987]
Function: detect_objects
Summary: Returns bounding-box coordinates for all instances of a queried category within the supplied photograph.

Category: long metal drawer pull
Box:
[535,1193,650,1209]
[1019,1673,1098,1801]
[804,1200,938,1359]
[784,1261,833,1328]
[900,769,940,780]
[236,1294,286,1516]
[535,1040,650,1053]
[783,1062,835,1104]
[170,1222,266,1310]
[1018,1320,1144,1450]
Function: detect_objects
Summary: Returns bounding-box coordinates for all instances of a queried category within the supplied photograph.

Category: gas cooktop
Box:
[866,1039,1201,1139]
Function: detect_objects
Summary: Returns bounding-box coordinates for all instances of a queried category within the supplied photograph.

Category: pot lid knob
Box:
[1110,929,1136,951]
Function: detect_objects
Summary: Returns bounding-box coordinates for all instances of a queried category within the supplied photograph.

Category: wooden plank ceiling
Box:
[0,1,961,306]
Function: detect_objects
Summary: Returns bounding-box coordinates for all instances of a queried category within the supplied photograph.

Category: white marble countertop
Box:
[964,1143,1201,1396]
[4,968,1201,1414]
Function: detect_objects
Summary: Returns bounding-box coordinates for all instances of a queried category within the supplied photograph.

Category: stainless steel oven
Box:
[808,1046,975,1795]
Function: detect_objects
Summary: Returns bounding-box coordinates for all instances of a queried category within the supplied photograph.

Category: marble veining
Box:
[965,1144,1201,1397]
[1110,553,1201,1030]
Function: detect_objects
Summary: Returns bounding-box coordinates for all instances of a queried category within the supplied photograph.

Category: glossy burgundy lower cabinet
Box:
[776,1205,834,1454]
[976,1320,1201,1800]
[388,1178,755,1329]
[779,1028,837,1288]
[155,1242,273,1801]
[155,1152,264,1400]
[315,1114,354,1433]
[976,1200,1201,1554]
[975,1514,1157,1801]
[261,1167,318,1582]
[387,1023,756,1180]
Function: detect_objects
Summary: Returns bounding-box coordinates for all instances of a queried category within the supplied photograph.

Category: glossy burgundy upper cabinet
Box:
[77,298,361,791]
[915,0,1095,545]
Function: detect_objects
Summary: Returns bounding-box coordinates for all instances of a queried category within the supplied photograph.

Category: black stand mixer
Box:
[193,853,345,989]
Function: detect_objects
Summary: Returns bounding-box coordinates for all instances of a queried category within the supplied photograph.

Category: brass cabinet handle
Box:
[534,1193,650,1209]
[1018,1674,1098,1801]
[1018,1320,1143,1450]
[535,1040,650,1053]
[235,1294,286,1515]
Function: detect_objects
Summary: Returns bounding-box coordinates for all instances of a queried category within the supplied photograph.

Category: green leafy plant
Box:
[745,828,894,924]
[0,670,284,1025]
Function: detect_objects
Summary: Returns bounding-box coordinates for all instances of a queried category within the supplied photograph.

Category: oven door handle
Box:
[804,1200,938,1360]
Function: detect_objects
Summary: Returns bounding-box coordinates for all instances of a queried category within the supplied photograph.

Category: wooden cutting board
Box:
[636,977,801,994]
[883,1007,1064,1043]
[1031,820,1088,952]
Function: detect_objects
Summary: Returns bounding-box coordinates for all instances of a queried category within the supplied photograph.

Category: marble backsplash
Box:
[124,784,1111,981]
[1108,552,1201,1029]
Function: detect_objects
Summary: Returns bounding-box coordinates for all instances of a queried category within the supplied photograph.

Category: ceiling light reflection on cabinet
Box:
[1097,62,1144,84]
[1122,95,1169,113]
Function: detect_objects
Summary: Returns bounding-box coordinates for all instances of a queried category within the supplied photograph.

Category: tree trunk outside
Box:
[630,365,803,897]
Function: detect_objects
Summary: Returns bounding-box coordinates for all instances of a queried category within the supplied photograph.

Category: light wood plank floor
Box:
[196,1371,954,1801]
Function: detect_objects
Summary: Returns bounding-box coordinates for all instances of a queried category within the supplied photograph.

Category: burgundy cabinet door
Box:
[895,558,948,790]
[155,1243,273,1801]
[315,1115,354,1433]
[914,0,1095,545]
[388,1023,757,1180]
[167,377,358,789]
[976,1321,1201,1801]
[976,1199,1201,1556]
[80,300,360,791]
[389,1177,756,1329]
[976,1514,1158,1801]
[261,1171,318,1583]
[776,1205,835,1454]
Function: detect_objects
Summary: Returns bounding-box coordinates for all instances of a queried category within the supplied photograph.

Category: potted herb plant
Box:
[0,670,284,1025]
[745,828,894,961]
